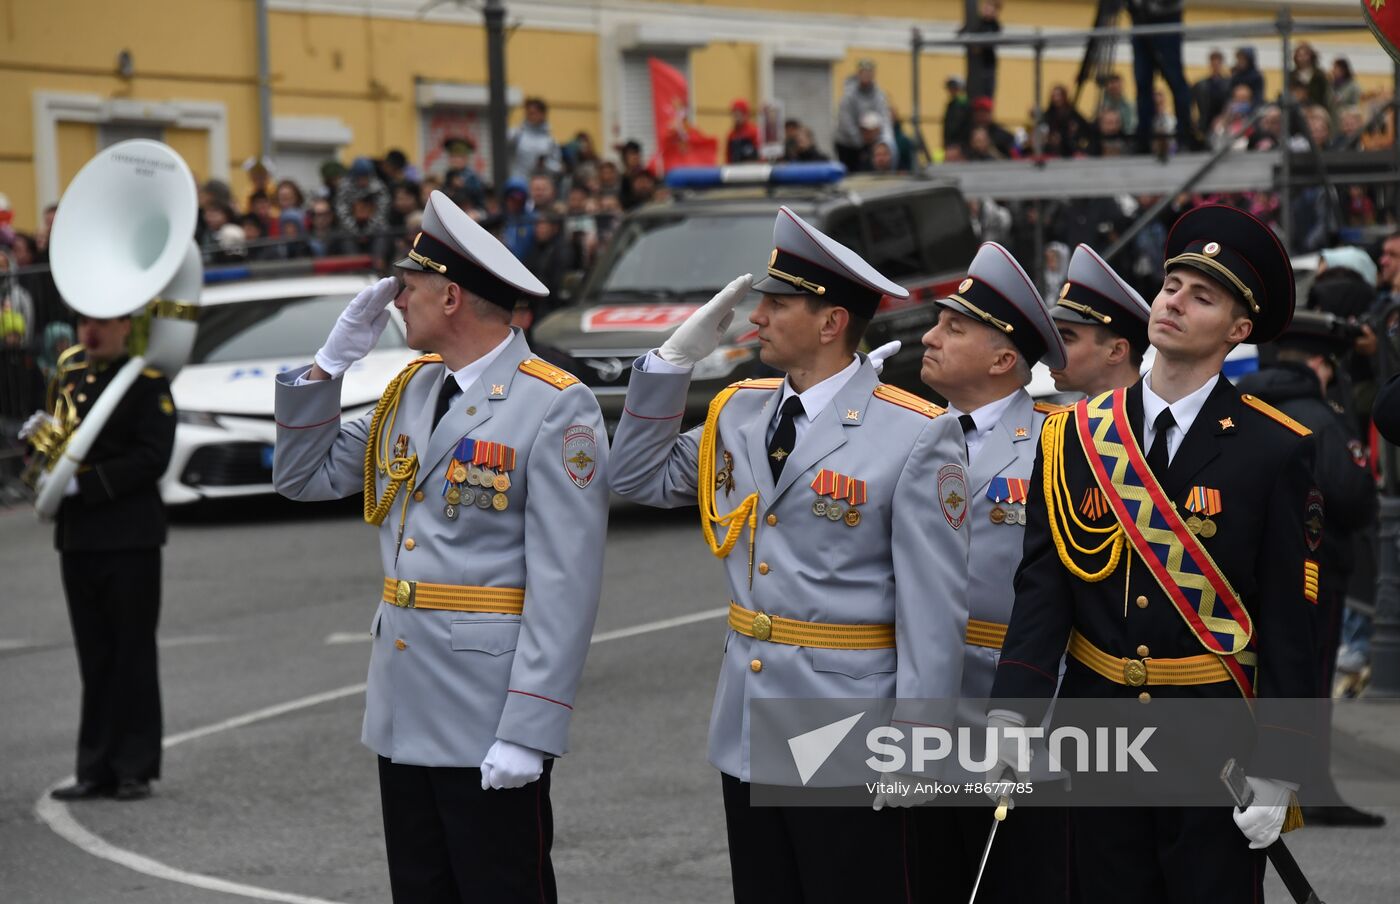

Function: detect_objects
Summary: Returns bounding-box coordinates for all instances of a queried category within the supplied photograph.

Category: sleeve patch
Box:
[937,463,969,530]
[563,424,598,488]
[1305,489,1324,553]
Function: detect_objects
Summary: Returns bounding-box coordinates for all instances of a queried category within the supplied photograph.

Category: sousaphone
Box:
[29,139,202,519]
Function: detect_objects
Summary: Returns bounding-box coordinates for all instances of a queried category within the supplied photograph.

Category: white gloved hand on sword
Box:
[658,274,752,368]
[314,276,400,378]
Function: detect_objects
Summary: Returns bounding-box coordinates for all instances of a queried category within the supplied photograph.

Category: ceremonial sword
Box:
[1220,758,1326,904]
[967,794,1010,904]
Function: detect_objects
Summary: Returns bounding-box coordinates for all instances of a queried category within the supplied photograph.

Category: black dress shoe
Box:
[114,779,152,801]
[1302,805,1386,827]
[50,780,113,801]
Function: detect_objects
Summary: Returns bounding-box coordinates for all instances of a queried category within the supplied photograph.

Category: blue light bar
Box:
[664,162,847,189]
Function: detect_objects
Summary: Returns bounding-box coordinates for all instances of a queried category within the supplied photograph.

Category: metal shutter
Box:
[273,145,337,199]
[773,60,834,158]
[621,50,689,161]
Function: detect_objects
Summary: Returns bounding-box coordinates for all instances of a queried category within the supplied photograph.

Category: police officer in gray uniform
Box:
[1049,243,1153,400]
[610,206,972,903]
[273,191,609,903]
[914,242,1072,904]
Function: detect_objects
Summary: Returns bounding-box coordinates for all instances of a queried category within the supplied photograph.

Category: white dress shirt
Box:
[948,390,1021,462]
[1140,370,1220,465]
[441,331,515,398]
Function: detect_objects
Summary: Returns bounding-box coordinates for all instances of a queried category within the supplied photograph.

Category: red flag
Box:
[1364,0,1400,65]
[648,57,718,172]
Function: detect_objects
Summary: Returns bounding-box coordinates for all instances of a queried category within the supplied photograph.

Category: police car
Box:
[159,257,417,505]
[531,163,980,431]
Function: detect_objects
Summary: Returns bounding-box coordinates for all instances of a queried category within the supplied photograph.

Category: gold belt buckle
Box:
[1123,658,1147,687]
[395,579,414,608]
[752,612,773,642]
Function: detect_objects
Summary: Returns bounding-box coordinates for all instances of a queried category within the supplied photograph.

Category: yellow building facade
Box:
[0,0,1390,230]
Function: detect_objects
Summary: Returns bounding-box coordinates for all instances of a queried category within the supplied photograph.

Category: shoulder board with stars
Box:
[1240,394,1312,437]
[729,377,784,390]
[872,384,946,418]
[518,358,580,390]
[1034,401,1071,415]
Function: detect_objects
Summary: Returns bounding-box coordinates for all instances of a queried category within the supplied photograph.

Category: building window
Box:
[773,60,834,158]
[98,122,165,149]
[272,117,353,198]
[415,82,521,188]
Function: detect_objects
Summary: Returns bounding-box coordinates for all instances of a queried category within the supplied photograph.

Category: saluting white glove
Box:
[18,410,55,442]
[984,709,1032,809]
[314,276,399,378]
[867,340,901,375]
[657,273,751,368]
[480,739,546,790]
[1232,776,1294,849]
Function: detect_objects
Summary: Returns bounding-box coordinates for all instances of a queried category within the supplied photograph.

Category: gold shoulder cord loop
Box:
[698,385,760,566]
[1042,410,1123,582]
[364,361,429,526]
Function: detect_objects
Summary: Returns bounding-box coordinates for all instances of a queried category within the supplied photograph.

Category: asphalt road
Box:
[1,496,1397,902]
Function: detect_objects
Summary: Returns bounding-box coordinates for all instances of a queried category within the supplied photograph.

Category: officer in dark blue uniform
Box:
[989,205,1320,902]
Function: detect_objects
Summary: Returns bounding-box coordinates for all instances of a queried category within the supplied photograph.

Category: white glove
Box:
[867,340,901,375]
[480,739,546,791]
[313,276,399,377]
[872,778,937,811]
[984,709,1032,808]
[18,410,55,442]
[657,273,751,368]
[1232,776,1294,849]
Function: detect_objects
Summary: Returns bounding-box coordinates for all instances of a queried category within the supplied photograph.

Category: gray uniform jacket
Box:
[611,358,971,783]
[273,329,609,767]
[956,388,1061,780]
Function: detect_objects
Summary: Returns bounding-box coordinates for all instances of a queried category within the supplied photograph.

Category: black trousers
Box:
[1073,806,1264,903]
[377,756,555,904]
[913,805,1074,904]
[60,549,163,785]
[721,772,915,904]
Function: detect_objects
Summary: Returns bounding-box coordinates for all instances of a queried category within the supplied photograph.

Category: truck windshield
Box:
[598,214,776,295]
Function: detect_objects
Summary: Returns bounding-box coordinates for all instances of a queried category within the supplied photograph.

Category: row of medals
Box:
[990,504,1027,526]
[812,496,862,527]
[443,463,511,521]
[1185,515,1218,538]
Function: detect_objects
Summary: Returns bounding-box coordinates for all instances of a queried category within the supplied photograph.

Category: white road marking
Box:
[158,634,231,649]
[322,631,369,645]
[36,605,730,902]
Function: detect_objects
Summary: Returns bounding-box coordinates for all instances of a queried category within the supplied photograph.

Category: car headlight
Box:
[692,345,756,382]
[176,410,221,428]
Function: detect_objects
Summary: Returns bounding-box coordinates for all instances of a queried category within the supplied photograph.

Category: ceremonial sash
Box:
[1075,390,1258,698]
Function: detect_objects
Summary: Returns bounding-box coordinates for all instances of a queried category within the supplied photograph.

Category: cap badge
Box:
[1059,282,1071,299]
[413,232,422,248]
[1203,241,1221,257]
[959,278,974,293]
[768,248,779,266]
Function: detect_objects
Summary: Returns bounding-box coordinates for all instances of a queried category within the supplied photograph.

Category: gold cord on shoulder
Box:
[363,361,429,526]
[1042,410,1123,582]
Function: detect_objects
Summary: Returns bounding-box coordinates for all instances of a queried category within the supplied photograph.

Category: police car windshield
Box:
[190,295,406,364]
[599,214,774,295]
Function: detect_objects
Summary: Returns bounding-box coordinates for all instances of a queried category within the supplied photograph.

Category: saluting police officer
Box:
[610,206,971,903]
[1049,243,1152,399]
[20,313,176,802]
[273,191,609,903]
[989,205,1320,902]
[914,242,1072,904]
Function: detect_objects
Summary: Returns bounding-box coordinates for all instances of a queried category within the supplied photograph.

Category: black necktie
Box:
[958,413,976,435]
[1145,408,1176,477]
[432,375,460,430]
[768,396,804,482]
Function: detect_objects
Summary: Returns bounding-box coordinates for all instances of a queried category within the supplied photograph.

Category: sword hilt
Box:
[994,795,1009,821]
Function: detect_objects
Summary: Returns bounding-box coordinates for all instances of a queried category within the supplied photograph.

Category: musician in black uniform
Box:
[988,205,1320,901]
[24,313,176,801]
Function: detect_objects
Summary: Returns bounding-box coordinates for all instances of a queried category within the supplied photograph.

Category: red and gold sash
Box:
[1076,390,1258,697]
